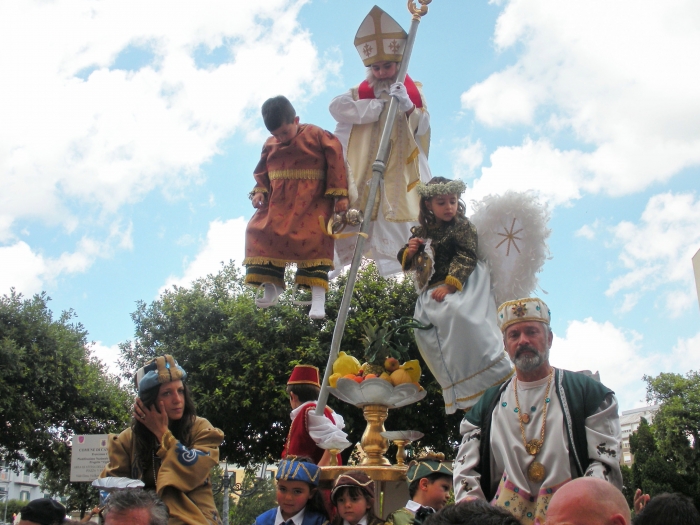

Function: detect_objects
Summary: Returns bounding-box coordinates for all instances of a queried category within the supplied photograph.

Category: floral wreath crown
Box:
[416,179,467,198]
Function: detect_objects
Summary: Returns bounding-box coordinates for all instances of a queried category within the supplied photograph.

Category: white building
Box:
[619,405,660,466]
[0,461,45,504]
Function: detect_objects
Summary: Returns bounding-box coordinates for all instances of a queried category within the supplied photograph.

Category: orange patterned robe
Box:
[244,124,348,288]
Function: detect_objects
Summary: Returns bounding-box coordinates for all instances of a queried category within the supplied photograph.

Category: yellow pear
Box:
[333,351,360,377]
[389,368,413,386]
[401,360,422,383]
[329,373,342,388]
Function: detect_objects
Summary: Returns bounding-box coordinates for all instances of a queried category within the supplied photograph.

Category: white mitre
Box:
[354,5,407,66]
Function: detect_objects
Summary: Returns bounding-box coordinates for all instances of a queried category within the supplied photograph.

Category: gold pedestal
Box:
[361,404,391,466]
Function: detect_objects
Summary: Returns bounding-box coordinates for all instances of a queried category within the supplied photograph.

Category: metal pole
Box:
[222,463,230,525]
[316,1,432,415]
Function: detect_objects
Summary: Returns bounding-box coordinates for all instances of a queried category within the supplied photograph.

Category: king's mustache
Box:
[515,345,539,358]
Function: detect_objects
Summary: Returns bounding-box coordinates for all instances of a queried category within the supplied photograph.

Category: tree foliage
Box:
[0,290,132,514]
[626,371,700,509]
[118,261,463,467]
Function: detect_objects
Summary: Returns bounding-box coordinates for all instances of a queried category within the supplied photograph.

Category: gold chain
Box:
[513,368,553,456]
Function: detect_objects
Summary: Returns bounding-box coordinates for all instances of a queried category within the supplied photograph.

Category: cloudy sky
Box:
[2,0,699,411]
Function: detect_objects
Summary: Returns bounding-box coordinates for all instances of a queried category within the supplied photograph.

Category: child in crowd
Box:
[397,177,514,412]
[386,454,453,525]
[331,470,384,525]
[244,95,349,319]
[255,457,329,525]
[282,365,349,466]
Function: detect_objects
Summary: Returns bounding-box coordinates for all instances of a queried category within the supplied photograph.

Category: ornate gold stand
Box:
[360,404,391,466]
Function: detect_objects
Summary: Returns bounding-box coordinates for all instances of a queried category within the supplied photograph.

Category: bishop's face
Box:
[370,60,398,81]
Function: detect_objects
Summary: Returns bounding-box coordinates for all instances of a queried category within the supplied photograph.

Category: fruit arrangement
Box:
[328,352,422,388]
[327,318,430,389]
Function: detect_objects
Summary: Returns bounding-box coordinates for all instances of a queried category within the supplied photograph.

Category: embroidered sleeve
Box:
[397,227,425,271]
[155,418,224,494]
[583,393,623,489]
[252,142,272,195]
[447,221,478,289]
[453,417,487,502]
[319,128,349,198]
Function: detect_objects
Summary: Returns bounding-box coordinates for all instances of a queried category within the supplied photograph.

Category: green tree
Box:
[626,372,700,509]
[0,290,132,516]
[228,475,277,525]
[118,261,463,467]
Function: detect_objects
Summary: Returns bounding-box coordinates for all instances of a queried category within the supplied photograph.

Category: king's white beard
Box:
[365,68,397,93]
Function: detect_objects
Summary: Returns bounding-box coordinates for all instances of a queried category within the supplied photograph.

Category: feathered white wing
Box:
[469,191,551,306]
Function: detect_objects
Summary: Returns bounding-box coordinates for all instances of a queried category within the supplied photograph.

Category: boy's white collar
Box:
[275,507,305,525]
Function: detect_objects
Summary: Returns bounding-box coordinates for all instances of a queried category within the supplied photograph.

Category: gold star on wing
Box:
[495,218,523,256]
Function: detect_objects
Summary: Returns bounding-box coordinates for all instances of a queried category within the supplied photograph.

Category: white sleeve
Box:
[583,393,623,489]
[414,107,430,137]
[306,410,350,450]
[329,91,385,125]
[453,417,487,502]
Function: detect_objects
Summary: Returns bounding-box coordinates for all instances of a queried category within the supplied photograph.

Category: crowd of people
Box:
[12,4,700,525]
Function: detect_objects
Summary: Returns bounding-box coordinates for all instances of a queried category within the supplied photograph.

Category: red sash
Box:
[357,74,423,108]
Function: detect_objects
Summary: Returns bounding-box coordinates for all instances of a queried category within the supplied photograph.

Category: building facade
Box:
[619,405,660,466]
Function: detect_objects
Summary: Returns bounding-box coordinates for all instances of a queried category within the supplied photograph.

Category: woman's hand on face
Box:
[134,396,169,443]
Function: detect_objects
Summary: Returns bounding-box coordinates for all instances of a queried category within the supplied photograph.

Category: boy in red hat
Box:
[283,364,349,465]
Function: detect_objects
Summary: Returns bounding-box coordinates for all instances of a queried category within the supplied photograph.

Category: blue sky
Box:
[1,0,699,411]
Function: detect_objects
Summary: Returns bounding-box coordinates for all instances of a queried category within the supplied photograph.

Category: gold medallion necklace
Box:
[513,368,553,483]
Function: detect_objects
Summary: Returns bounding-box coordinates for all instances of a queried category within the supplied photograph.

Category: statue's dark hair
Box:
[261,96,296,132]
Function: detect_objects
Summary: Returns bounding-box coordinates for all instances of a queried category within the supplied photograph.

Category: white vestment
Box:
[329,82,431,277]
[453,375,621,525]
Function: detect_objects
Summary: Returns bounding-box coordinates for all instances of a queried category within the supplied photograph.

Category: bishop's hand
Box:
[390,82,415,113]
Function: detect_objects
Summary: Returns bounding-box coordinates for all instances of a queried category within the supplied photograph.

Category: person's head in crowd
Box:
[498,298,553,380]
[544,477,630,525]
[286,365,321,410]
[18,498,66,525]
[275,456,327,520]
[331,470,378,525]
[102,489,169,525]
[132,355,197,474]
[407,453,453,511]
[633,492,700,525]
[424,500,522,525]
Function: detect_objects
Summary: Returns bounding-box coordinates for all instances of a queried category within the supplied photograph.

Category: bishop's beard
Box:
[365,68,397,92]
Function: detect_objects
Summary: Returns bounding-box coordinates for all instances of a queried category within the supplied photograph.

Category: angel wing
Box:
[469,191,551,306]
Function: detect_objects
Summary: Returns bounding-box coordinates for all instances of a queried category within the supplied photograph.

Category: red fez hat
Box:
[288,365,320,387]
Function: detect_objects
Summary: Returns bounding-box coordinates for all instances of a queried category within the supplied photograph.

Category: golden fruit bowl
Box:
[330,377,426,408]
[329,378,426,466]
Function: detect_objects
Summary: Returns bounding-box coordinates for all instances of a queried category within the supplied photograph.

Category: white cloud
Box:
[463,138,587,206]
[551,318,652,409]
[90,341,122,377]
[575,223,597,240]
[0,242,47,296]
[606,192,700,317]
[0,222,133,295]
[452,139,485,178]
[460,0,700,199]
[668,332,700,372]
[160,217,247,293]
[0,0,334,235]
